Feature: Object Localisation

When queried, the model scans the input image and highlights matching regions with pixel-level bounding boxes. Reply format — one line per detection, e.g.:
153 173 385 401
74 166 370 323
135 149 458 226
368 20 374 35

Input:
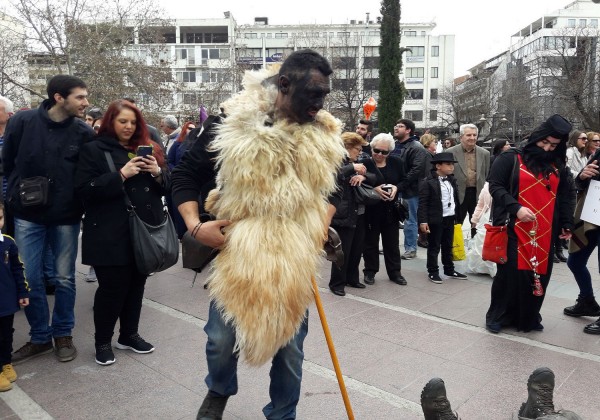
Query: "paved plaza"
1 229 599 419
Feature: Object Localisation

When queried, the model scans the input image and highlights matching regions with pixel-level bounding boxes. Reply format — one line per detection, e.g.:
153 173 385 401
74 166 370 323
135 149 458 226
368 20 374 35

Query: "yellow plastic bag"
452 224 466 261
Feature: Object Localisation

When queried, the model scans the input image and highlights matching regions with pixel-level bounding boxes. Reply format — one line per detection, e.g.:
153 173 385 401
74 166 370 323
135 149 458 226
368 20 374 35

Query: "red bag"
482 224 508 264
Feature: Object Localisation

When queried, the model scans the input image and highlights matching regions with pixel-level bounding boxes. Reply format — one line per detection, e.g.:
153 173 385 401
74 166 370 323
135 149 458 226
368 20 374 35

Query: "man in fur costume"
171 50 345 419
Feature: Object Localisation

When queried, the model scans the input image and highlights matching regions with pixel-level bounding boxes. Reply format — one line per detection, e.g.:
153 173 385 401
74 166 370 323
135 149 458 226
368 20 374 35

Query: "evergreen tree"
378 0 405 133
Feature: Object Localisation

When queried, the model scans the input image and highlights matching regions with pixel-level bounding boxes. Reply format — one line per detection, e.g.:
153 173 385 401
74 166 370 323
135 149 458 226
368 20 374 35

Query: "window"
431 67 439 78
407 46 425 56
430 110 438 121
591 19 598 28
363 56 380 68
430 88 438 100
274 33 288 39
405 67 424 78
404 31 416 37
337 31 350 38
333 57 356 69
244 33 258 39
567 19 576 28
404 110 423 121
176 71 196 83
406 89 423 99
580 19 587 28
431 46 439 57
209 49 219 59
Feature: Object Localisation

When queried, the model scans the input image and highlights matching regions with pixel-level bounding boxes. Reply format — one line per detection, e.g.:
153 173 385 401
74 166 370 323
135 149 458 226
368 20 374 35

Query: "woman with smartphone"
75 99 168 366
360 133 407 286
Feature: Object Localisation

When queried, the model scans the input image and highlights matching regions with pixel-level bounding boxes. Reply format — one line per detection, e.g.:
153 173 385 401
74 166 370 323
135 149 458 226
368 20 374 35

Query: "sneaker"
197 393 229 420
401 250 416 260
116 333 155 354
95 343 116 366
84 267 97 282
420 377 458 420
0 373 11 392
428 273 443 284
12 341 53 365
1 364 17 383
54 336 77 362
444 271 467 279
363 274 375 285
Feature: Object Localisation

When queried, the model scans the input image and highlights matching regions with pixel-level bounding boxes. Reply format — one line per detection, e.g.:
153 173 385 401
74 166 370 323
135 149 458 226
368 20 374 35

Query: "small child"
0 203 29 391
418 153 467 284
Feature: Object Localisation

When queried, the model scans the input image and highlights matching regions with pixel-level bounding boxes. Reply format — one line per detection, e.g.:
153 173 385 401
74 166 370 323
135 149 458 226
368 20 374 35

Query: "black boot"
197 393 229 420
421 378 458 420
555 248 567 263
363 273 375 285
563 296 600 317
583 317 600 335
518 367 556 419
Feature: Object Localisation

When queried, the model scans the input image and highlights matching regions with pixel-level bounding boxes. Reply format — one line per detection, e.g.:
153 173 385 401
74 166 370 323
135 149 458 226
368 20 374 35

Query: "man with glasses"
391 119 428 259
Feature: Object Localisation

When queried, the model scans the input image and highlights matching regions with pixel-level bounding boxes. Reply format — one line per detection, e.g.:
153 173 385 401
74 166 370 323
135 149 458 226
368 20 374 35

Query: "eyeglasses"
394 124 405 129
579 136 588 140
372 148 390 155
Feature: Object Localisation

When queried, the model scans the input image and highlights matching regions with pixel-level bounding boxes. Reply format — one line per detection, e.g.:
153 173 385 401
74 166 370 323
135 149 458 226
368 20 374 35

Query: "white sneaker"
84 267 97 282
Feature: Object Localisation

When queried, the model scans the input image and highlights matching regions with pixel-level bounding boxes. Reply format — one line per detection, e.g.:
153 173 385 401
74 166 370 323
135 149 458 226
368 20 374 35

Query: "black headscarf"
522 114 572 177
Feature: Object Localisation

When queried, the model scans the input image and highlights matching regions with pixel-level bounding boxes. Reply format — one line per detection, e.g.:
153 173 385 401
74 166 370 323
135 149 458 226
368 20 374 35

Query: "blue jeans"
14 218 79 343
403 196 419 252
204 301 308 419
567 228 600 298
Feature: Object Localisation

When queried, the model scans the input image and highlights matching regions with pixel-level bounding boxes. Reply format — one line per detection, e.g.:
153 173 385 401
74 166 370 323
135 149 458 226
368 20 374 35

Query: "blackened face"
282 69 330 124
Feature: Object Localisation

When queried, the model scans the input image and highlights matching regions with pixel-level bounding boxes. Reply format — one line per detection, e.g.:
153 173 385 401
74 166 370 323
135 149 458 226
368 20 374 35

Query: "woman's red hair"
97 99 165 167
176 121 196 143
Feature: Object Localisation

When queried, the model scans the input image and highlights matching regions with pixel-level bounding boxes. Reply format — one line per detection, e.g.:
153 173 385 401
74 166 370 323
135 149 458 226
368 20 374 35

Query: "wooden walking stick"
311 276 355 420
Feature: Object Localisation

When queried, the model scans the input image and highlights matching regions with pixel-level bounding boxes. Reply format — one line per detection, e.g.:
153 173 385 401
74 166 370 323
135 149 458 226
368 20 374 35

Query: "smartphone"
382 185 393 193
136 145 153 157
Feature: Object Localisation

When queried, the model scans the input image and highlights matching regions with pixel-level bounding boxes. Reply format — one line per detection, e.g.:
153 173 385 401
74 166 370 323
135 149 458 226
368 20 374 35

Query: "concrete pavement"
1 232 599 419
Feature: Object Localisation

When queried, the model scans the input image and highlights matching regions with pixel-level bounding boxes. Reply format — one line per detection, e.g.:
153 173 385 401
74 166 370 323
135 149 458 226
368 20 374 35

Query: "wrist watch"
151 167 162 178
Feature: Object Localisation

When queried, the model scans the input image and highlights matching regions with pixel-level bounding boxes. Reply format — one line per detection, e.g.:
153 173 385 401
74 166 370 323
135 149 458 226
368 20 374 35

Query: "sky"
166 0 570 77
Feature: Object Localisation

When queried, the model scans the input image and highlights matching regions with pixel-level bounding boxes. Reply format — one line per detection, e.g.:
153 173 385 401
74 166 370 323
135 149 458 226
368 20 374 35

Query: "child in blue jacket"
0 203 29 391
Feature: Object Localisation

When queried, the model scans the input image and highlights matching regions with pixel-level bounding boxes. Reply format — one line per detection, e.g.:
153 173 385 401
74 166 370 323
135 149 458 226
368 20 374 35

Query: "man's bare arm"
178 201 230 248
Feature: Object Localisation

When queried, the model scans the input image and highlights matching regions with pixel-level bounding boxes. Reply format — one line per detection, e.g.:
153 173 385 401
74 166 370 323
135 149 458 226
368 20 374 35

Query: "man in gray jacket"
446 124 490 237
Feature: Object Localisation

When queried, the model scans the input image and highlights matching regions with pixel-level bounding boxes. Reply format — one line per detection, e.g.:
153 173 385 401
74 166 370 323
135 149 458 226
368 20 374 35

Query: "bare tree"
0 13 35 107
526 26 600 130
7 0 176 111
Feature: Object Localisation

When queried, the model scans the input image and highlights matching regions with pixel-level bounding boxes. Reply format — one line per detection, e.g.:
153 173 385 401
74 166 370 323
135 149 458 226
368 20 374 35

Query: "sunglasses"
579 136 588 140
372 148 390 155
592 140 600 143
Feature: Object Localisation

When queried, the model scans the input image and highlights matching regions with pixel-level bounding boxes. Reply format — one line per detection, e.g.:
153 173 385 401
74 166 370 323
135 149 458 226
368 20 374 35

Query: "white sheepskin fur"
205 65 345 366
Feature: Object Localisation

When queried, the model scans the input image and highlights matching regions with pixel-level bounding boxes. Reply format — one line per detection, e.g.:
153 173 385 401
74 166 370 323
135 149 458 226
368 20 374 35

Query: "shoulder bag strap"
104 150 134 209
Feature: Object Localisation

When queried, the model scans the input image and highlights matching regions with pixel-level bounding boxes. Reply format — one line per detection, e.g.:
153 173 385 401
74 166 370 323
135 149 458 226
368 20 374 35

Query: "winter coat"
391 136 428 198
331 159 376 229
75 136 169 266
418 172 460 225
2 99 95 225
0 234 28 317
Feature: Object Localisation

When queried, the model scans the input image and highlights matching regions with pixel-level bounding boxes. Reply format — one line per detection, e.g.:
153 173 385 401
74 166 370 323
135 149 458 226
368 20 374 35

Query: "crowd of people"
0 49 597 420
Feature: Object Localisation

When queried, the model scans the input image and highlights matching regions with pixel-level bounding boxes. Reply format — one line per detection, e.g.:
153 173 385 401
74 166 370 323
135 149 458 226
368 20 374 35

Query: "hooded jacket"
2 100 95 225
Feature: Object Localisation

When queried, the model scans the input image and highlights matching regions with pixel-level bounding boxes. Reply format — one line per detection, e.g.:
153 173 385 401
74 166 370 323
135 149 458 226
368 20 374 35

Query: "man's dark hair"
396 118 415 136
47 75 87 106
358 119 373 131
279 49 333 84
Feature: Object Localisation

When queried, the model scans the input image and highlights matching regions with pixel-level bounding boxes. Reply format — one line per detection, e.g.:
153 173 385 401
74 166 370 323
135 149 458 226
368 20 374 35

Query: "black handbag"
353 183 381 205
181 213 219 272
393 199 409 222
104 151 178 275
19 176 50 207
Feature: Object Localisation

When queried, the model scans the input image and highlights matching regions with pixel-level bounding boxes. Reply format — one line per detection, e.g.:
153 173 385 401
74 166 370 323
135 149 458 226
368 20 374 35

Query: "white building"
127 14 455 131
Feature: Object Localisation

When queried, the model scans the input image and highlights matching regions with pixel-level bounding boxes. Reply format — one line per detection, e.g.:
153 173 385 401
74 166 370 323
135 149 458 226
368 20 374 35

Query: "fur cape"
205 66 346 366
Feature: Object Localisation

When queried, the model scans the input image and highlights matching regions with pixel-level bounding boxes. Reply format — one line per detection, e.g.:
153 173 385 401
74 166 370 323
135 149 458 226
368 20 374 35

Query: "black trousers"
93 265 148 345
329 216 366 291
363 213 401 278
0 314 15 366
427 216 455 274
458 187 477 238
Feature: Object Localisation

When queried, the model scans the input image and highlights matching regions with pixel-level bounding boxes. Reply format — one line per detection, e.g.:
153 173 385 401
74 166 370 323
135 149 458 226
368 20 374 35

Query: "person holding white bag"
465 182 497 278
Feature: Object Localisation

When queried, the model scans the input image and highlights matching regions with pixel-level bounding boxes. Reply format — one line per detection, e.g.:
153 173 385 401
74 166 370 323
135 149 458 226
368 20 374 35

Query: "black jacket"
361 155 406 224
418 172 460 225
488 149 575 231
2 100 95 224
331 159 376 229
75 136 168 266
390 137 428 198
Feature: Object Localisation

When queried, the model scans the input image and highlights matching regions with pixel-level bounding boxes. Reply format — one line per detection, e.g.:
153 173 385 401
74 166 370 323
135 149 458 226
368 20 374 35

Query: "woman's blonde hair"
341 132 367 149
420 133 438 148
